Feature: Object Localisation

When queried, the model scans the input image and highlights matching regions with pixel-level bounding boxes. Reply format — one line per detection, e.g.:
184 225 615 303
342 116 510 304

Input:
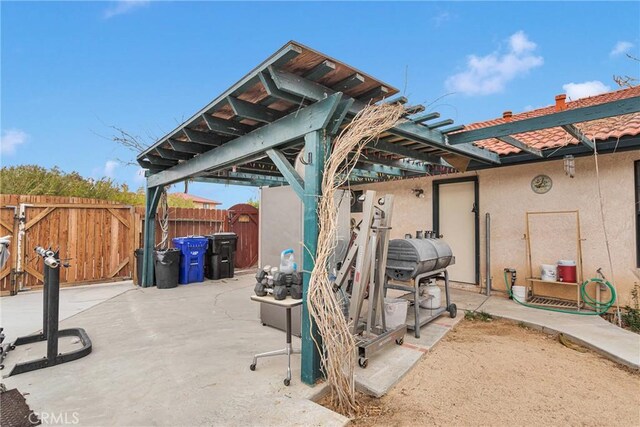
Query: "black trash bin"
154 249 180 289
134 248 156 286
205 233 238 280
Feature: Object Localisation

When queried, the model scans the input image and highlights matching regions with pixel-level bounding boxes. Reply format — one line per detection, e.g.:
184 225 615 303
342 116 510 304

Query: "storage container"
205 233 237 280
419 284 441 309
279 249 295 274
384 298 408 329
541 264 557 282
172 236 208 284
557 260 577 283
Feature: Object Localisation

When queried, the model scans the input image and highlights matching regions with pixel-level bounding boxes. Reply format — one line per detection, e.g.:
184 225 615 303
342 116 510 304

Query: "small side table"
249 295 302 386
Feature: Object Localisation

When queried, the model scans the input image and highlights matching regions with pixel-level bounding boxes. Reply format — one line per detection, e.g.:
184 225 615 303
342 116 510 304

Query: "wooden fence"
0 195 253 296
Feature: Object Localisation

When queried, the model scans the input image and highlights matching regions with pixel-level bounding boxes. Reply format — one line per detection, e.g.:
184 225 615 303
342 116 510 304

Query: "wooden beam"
384 96 408 105
466 135 640 170
137 42 301 161
155 147 194 161
497 136 543 157
259 71 305 105
107 208 131 229
358 154 428 173
301 130 324 385
448 96 640 145
108 257 129 278
195 177 268 187
182 128 225 146
0 216 13 232
201 114 251 137
227 96 284 123
441 125 466 134
267 149 305 198
404 105 425 116
24 264 44 283
226 172 287 183
412 112 440 123
333 73 365 92
147 93 343 188
328 98 355 136
427 119 454 129
167 138 208 154
390 122 500 163
136 159 164 172
354 162 405 177
303 60 335 81
24 207 56 231
268 67 499 164
366 138 444 164
145 155 178 167
561 124 595 150
357 85 389 104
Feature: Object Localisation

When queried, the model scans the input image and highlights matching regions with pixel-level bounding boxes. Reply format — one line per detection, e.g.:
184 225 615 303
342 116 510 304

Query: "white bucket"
419 284 441 309
541 264 557 282
512 285 527 302
384 298 408 329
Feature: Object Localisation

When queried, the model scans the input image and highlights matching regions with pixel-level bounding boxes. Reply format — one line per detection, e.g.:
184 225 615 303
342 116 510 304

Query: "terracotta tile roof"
463 86 640 155
170 193 221 204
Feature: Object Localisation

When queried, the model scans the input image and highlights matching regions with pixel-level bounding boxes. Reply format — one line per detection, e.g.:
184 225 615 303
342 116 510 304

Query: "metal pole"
46 252 60 361
485 213 491 296
42 262 50 338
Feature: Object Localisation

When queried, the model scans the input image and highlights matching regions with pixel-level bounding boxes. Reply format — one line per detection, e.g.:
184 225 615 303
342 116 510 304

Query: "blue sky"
2 1 638 208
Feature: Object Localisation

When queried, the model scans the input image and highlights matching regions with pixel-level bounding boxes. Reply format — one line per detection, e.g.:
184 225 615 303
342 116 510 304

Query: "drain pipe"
485 213 491 296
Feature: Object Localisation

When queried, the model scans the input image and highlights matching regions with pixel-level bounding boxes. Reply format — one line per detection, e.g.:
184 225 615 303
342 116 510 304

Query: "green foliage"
621 285 640 333
0 165 194 207
464 310 494 322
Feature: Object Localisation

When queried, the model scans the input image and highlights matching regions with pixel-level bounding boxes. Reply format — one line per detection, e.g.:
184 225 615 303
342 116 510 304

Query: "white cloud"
562 81 611 100
445 31 544 96
103 0 150 19
94 160 119 179
610 41 634 57
0 129 28 155
134 167 146 184
432 11 451 27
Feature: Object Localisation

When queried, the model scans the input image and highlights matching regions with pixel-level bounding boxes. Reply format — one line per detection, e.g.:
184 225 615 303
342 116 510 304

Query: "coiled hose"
504 271 616 315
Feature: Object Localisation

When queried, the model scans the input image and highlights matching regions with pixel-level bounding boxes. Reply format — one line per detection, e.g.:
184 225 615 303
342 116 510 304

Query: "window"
203 203 209 209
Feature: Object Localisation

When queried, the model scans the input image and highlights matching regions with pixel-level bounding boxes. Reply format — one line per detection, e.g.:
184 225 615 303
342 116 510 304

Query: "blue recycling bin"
172 236 209 284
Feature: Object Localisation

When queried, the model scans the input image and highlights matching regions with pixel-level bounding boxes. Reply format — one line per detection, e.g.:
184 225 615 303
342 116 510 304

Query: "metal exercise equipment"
3 247 92 376
385 235 457 338
334 190 406 369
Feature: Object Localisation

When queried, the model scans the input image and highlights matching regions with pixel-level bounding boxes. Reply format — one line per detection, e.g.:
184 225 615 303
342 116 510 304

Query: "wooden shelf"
526 277 579 286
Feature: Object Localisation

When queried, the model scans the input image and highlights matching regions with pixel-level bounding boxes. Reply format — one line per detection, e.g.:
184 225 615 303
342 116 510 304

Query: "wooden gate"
228 204 259 269
21 203 135 288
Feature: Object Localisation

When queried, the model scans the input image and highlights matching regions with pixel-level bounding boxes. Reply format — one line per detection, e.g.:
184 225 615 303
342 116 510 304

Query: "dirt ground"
330 319 640 426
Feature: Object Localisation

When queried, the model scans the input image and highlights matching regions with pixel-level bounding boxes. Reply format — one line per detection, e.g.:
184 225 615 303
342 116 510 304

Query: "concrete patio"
1 276 347 426
1 274 637 426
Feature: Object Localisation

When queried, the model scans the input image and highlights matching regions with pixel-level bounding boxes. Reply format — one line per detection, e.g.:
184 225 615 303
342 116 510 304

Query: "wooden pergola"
137 41 640 385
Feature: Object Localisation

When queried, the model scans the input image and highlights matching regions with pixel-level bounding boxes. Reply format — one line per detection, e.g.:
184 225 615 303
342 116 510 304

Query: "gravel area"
335 318 640 426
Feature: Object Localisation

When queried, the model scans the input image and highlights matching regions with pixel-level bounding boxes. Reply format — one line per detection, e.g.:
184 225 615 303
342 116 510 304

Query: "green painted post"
141 184 162 287
301 130 327 385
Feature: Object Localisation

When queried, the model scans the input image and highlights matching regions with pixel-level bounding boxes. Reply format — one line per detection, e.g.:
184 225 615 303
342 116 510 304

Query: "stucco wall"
354 150 640 306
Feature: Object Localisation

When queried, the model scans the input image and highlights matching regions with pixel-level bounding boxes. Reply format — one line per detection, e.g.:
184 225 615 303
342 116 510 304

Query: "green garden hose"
503 271 616 316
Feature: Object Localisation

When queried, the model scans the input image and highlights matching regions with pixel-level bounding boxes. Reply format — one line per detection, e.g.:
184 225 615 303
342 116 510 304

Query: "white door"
438 181 476 284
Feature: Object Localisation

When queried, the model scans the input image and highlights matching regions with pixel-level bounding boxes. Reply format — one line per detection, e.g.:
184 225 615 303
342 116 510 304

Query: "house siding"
354 150 640 307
